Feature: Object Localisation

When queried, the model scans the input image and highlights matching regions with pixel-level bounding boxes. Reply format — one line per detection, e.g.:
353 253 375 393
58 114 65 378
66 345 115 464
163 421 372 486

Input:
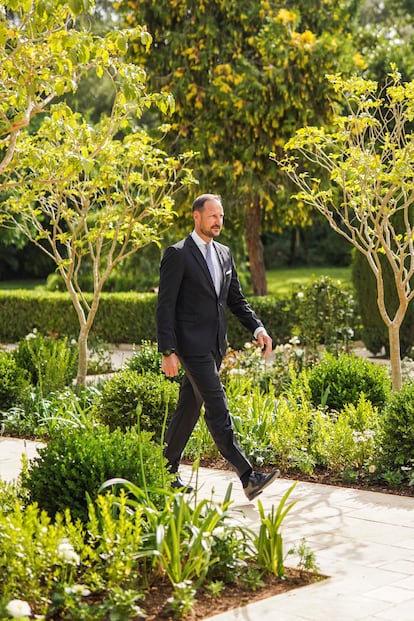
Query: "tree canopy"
114 0 362 293
0 0 195 384
278 69 414 391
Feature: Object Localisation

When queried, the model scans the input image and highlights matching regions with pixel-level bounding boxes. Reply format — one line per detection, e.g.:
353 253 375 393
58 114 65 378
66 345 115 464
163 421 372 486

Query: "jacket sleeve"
156 246 184 352
226 254 264 334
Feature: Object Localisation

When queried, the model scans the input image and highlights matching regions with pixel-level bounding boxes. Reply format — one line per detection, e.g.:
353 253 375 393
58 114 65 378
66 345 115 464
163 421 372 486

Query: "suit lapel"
186 235 217 293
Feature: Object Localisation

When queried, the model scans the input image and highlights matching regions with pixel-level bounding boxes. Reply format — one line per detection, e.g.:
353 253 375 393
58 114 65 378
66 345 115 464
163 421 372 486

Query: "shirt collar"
191 230 213 249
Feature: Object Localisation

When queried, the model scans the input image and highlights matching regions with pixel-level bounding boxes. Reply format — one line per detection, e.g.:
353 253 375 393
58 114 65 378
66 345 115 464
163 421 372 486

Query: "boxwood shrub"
21 426 170 523
0 351 31 412
94 369 179 439
306 352 391 411
381 381 414 471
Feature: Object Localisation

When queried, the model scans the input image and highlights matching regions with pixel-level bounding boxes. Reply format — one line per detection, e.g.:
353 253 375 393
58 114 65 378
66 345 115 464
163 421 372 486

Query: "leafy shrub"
269 390 316 474
2 386 100 439
126 340 183 382
21 426 170 523
306 352 390 411
220 342 272 391
0 501 84 608
0 351 31 413
94 369 178 438
0 489 146 618
312 396 381 472
126 341 161 374
13 330 78 394
381 381 414 471
290 276 357 356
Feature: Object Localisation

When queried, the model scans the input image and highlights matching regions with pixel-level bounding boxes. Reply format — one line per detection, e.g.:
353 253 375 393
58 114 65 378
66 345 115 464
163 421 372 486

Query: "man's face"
194 199 224 241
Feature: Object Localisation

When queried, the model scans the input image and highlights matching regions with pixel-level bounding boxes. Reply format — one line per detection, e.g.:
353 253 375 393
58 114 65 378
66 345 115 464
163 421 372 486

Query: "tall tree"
114 0 361 294
278 69 414 391
0 0 195 385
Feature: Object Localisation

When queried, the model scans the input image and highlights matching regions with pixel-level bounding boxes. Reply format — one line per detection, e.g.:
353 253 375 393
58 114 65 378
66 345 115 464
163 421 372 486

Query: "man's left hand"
256 331 272 357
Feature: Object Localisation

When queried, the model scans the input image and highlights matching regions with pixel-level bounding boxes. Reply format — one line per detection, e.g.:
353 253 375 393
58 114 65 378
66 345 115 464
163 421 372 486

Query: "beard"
201 226 220 238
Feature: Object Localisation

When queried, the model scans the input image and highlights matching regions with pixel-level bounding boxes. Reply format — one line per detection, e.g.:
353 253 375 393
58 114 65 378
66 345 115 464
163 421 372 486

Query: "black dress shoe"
243 469 280 501
171 475 194 493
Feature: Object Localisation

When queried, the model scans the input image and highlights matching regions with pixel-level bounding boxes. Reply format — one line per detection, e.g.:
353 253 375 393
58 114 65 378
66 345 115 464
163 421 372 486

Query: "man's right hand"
162 353 180 377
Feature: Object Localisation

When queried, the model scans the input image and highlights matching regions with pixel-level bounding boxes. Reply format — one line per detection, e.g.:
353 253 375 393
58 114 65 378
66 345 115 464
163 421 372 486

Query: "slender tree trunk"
388 324 402 392
245 193 267 296
77 327 89 387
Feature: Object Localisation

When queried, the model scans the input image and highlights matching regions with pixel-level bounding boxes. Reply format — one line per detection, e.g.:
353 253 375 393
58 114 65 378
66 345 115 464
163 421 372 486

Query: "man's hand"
162 353 180 377
256 330 272 357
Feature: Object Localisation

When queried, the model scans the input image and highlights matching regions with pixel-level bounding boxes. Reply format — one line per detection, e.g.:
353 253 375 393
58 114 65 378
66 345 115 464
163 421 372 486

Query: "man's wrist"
254 327 267 339
162 349 175 357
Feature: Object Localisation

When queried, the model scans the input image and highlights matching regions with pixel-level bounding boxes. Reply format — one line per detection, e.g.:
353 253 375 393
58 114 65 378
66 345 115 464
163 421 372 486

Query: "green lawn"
0 279 46 290
0 266 352 296
266 266 352 296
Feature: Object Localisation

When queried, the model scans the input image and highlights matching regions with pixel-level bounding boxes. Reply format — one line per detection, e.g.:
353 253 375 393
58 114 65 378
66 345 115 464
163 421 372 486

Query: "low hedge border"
0 290 293 348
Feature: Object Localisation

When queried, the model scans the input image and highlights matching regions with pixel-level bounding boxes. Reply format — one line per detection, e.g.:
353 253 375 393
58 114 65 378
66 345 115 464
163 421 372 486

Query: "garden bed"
85 567 324 620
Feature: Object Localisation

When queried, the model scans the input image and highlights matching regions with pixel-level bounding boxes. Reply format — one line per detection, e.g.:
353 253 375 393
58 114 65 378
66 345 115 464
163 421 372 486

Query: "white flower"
57 539 80 565
6 599 31 619
65 584 91 597
297 292 304 299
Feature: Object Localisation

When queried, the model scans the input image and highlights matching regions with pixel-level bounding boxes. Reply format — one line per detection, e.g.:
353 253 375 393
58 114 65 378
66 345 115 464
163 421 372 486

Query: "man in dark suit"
156 193 279 501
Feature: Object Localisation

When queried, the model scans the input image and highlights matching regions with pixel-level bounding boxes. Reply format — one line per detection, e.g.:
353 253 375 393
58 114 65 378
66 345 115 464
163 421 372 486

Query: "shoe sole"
246 489 263 501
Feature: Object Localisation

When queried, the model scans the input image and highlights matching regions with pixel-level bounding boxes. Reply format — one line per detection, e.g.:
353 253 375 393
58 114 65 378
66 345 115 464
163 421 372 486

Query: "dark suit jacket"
156 235 263 357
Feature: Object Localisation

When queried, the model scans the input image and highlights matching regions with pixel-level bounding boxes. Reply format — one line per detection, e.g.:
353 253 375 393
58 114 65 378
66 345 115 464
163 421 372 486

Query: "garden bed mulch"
141 567 324 620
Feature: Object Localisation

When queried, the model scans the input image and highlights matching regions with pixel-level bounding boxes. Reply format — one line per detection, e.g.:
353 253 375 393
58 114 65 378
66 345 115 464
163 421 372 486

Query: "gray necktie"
205 242 216 288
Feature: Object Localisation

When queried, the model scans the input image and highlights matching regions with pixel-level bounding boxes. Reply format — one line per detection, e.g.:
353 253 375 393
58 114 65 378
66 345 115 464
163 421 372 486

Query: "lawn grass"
266 266 352 296
0 279 46 290
0 266 353 297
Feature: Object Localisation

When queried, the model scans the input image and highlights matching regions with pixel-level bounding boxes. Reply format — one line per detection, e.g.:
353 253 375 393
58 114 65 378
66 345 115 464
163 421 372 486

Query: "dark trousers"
164 351 252 479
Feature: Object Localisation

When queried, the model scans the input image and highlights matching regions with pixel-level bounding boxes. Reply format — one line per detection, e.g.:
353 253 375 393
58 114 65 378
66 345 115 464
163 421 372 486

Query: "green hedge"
0 282 354 349
226 295 294 349
0 290 157 344
0 290 293 346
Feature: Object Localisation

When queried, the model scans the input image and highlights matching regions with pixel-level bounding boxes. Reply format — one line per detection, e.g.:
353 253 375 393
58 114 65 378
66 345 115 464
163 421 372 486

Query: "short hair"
192 193 222 212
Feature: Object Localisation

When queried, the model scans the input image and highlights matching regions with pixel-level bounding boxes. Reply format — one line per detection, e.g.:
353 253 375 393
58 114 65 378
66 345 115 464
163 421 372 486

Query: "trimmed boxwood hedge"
0 290 157 344
0 290 293 347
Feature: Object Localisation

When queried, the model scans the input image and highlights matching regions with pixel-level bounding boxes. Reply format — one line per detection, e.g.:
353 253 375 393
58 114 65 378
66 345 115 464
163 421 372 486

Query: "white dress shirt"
191 230 222 294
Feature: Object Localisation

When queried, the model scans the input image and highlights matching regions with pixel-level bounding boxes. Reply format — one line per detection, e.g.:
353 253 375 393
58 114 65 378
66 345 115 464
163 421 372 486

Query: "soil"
141 567 323 620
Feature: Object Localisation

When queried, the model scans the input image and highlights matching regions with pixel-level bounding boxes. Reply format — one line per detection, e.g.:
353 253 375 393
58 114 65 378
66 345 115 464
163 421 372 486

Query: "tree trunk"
245 193 267 296
77 328 89 388
388 323 402 392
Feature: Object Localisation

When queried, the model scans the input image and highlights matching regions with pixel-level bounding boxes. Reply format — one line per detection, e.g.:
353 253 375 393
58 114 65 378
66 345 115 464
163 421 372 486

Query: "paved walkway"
1 438 413 621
